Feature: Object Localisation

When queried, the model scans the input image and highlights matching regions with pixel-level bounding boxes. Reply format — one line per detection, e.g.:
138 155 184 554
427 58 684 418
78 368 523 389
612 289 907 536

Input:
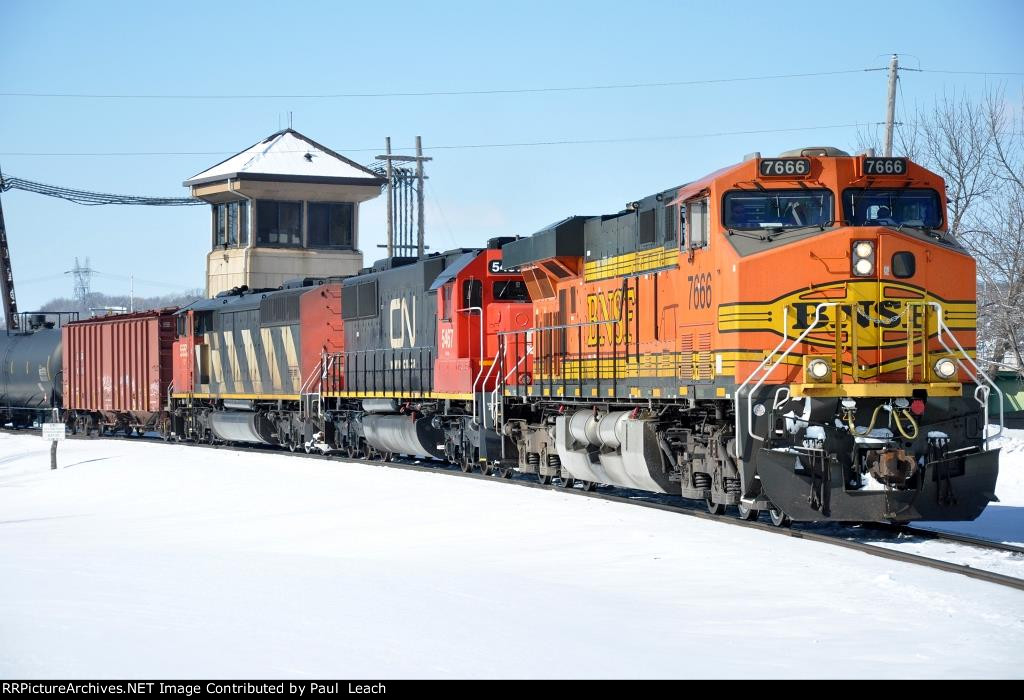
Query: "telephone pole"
415 136 426 259
376 137 432 259
884 53 899 157
0 191 19 330
384 137 394 257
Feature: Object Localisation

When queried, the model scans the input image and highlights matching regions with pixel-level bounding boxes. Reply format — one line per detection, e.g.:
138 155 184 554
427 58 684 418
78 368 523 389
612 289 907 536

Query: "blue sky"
1 0 1022 308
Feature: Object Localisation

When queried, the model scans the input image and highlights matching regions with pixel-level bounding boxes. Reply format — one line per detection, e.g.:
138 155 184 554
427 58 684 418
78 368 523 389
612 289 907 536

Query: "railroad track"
6 426 1023 591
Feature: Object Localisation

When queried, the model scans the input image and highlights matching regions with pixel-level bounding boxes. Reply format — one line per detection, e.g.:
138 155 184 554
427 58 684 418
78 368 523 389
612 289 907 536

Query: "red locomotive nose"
910 399 926 416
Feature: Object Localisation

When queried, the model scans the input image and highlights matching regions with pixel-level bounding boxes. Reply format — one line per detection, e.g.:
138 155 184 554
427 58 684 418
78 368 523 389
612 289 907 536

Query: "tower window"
308 202 354 249
256 200 302 247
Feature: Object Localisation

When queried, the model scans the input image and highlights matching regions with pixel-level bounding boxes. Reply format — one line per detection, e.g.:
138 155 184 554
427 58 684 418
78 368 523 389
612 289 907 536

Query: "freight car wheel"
706 498 726 515
737 503 760 521
768 504 792 528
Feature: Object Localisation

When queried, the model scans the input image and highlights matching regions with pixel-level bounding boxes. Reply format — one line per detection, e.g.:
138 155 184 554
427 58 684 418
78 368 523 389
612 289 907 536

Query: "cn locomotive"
0 146 1003 525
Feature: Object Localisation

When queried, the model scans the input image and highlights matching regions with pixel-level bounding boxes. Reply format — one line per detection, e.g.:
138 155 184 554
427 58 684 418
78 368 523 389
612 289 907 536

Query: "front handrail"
736 303 837 444
486 334 535 429
299 358 323 396
928 301 1004 446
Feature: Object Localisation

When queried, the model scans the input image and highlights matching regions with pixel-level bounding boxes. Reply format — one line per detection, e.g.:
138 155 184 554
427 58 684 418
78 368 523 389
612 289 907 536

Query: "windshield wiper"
769 220 834 237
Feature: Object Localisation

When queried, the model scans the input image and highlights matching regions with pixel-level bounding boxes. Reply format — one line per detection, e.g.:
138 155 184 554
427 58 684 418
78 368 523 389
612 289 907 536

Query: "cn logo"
389 296 417 349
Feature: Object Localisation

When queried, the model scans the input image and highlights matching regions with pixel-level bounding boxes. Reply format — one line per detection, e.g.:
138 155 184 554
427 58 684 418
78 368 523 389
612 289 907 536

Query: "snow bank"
0 434 1021 679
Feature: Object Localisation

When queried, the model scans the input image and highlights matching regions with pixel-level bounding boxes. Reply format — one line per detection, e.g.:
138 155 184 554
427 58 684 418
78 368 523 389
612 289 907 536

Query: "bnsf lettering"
389 297 416 349
791 301 907 331
585 288 636 347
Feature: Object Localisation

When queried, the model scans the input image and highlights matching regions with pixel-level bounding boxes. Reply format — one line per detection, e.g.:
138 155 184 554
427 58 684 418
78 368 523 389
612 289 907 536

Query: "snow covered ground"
914 427 1024 544
1 432 1022 679
854 427 1024 576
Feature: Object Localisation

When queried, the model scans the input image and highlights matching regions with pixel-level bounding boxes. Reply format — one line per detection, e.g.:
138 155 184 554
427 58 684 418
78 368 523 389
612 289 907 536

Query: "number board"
758 158 811 177
863 157 908 176
488 259 519 274
42 423 66 441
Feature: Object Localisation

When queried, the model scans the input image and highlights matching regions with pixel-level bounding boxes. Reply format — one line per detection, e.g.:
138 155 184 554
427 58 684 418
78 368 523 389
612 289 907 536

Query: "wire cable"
0 122 884 158
0 173 201 205
0 69 885 100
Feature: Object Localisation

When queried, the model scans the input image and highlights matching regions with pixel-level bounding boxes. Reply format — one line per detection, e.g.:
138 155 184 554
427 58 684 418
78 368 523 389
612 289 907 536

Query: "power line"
0 122 884 159
0 173 201 205
912 68 1024 76
0 69 884 100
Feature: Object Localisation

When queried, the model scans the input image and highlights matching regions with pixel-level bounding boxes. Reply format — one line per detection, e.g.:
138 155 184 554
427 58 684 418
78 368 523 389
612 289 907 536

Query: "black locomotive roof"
342 249 480 291
178 286 303 315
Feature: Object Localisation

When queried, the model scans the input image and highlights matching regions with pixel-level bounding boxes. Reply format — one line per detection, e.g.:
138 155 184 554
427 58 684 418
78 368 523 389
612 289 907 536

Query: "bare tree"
972 89 1024 371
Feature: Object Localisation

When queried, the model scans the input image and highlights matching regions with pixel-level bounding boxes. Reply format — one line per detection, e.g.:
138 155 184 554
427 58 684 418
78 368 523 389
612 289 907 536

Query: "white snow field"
1 431 1022 679
915 427 1024 544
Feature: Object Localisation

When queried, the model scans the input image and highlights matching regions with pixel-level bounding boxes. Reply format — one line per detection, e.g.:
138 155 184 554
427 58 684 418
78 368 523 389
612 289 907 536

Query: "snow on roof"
184 129 383 186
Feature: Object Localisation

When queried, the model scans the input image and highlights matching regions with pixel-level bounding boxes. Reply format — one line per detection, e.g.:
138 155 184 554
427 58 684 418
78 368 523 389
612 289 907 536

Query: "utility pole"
884 53 899 157
376 137 432 259
415 136 426 259
0 190 19 331
384 137 394 257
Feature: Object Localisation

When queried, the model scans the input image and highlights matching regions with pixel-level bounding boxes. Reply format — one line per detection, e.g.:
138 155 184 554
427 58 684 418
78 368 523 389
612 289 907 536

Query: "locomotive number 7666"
688 273 712 310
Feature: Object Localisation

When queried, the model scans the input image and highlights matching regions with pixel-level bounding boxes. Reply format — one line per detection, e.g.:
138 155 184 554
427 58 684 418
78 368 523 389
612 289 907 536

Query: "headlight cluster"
852 240 875 276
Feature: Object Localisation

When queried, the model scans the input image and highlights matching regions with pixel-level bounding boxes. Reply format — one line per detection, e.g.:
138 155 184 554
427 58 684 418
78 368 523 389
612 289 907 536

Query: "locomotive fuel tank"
362 414 445 459
0 329 63 412
208 410 278 444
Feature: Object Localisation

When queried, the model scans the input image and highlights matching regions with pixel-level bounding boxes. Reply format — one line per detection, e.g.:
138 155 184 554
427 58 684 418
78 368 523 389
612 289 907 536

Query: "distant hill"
37 290 204 318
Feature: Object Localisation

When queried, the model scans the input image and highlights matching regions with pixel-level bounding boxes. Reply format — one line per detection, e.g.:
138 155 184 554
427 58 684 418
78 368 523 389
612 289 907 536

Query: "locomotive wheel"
737 503 760 521
579 480 597 492
496 466 515 479
537 473 553 486
768 504 792 528
559 476 576 489
478 462 494 477
459 453 474 473
706 498 726 516
381 451 393 462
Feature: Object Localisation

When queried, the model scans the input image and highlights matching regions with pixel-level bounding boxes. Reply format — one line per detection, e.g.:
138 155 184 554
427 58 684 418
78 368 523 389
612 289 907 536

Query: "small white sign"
42 423 66 441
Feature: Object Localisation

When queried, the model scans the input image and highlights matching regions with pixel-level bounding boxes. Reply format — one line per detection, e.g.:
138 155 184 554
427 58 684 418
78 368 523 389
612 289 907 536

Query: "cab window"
723 189 833 231
493 279 529 302
687 198 709 248
441 283 453 320
842 188 942 229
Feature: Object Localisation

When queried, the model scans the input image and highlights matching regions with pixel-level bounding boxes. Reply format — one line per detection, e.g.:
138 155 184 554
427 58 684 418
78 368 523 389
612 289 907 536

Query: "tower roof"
184 129 385 188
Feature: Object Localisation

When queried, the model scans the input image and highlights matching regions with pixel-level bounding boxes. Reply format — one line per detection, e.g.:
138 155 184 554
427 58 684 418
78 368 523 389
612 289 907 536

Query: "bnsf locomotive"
0 146 1003 524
